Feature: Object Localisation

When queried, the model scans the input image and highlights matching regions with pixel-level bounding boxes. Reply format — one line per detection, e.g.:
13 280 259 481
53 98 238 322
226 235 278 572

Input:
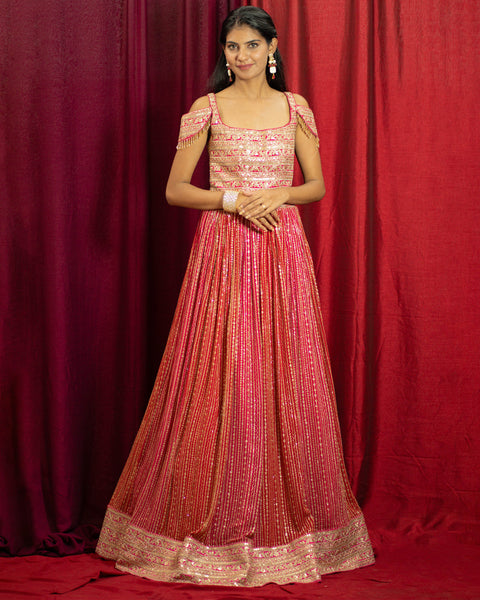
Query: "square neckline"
208 92 295 132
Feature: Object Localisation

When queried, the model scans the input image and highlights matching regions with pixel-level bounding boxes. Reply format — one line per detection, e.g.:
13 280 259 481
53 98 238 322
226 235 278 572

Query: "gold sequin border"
96 507 374 587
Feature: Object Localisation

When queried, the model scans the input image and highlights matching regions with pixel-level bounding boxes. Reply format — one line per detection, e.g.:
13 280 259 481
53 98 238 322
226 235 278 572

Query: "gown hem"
96 506 375 587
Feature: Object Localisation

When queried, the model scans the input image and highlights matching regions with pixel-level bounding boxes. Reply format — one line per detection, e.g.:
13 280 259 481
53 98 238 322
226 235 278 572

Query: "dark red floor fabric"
1 535 479 600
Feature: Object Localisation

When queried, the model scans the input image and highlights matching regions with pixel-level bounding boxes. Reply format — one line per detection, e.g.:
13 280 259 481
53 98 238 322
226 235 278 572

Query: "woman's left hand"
237 187 290 220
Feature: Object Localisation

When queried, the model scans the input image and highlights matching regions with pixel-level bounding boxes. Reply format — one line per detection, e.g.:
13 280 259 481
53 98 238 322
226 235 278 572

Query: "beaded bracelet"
222 190 238 213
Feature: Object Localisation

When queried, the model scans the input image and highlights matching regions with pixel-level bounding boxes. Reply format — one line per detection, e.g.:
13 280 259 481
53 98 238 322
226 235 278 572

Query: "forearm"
237 179 325 221
166 181 224 210
285 179 326 205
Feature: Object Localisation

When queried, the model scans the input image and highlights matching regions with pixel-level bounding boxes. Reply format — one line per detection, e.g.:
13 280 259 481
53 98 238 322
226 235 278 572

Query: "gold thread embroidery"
296 108 320 146
97 508 374 587
176 108 212 149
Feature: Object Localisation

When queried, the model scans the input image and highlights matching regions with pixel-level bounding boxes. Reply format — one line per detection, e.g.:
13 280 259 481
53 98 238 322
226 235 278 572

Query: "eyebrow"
226 39 262 44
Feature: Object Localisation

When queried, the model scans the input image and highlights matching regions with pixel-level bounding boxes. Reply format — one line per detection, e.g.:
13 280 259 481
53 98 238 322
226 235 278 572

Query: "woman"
96 6 375 586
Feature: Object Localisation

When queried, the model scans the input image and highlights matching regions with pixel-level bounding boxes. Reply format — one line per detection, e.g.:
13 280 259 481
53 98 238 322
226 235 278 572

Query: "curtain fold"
251 0 480 535
0 0 148 554
145 0 242 382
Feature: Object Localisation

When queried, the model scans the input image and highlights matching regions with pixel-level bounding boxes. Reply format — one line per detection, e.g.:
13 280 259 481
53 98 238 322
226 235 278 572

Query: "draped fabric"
250 0 480 536
1 0 479 558
0 0 149 554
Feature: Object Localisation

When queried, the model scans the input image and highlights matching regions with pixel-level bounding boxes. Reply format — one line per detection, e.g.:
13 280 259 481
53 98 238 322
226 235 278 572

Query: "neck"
230 77 273 99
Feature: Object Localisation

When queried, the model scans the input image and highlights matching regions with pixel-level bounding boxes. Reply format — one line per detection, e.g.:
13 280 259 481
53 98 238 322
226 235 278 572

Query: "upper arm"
168 96 211 187
168 133 208 188
295 127 324 186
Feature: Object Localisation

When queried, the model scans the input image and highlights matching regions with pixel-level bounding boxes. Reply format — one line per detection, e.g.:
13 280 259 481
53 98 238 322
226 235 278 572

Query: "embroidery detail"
176 107 212 149
207 93 297 193
97 508 375 587
296 106 319 146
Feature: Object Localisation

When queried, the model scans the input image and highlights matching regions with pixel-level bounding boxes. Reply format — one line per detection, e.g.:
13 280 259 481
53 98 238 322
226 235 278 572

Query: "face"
223 25 277 82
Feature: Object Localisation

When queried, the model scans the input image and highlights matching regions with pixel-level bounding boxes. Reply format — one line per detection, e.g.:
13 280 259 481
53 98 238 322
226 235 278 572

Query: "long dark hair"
208 6 286 93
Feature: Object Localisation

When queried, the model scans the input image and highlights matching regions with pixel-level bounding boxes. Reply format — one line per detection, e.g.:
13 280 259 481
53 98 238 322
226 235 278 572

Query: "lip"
237 64 253 70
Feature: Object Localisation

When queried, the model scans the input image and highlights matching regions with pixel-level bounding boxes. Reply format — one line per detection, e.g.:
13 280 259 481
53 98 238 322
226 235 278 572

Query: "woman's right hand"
237 192 279 232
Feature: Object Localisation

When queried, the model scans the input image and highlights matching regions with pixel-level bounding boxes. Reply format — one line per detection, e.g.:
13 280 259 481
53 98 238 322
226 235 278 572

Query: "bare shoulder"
215 88 230 99
188 95 210 112
292 93 310 108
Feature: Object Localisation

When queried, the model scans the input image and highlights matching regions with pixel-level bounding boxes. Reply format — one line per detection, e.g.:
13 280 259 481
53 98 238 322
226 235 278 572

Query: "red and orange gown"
96 92 375 586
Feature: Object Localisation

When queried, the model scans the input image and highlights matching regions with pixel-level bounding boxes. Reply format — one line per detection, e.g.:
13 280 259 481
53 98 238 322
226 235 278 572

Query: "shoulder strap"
207 92 220 122
284 91 296 120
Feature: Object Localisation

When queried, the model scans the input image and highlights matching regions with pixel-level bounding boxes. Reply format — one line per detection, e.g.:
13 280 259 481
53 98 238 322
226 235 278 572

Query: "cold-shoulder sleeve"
296 105 319 147
176 107 212 150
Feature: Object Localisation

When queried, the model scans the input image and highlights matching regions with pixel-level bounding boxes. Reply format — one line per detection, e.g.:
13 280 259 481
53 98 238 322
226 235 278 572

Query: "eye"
227 44 237 51
248 42 259 48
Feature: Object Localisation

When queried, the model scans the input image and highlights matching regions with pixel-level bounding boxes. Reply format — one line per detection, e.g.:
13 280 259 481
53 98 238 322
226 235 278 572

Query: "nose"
237 46 248 62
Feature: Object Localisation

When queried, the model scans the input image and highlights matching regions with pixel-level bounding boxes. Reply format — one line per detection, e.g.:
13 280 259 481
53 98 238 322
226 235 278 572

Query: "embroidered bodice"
177 92 318 193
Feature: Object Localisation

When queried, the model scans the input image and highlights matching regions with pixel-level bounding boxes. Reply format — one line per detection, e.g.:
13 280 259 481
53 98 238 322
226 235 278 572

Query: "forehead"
225 25 265 44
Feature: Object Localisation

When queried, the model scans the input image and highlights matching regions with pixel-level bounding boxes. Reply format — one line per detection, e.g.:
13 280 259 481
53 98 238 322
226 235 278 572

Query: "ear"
269 37 278 54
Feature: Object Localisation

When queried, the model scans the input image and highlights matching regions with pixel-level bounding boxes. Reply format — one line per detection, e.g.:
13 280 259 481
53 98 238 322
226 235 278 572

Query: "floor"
1 532 479 599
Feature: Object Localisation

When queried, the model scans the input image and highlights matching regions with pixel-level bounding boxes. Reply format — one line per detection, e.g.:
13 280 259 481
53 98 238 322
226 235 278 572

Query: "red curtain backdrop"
1 0 479 558
0 0 149 554
251 0 480 537
145 0 241 382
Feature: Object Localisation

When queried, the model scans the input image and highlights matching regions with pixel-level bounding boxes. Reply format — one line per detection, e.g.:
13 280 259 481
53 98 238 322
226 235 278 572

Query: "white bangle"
222 190 238 213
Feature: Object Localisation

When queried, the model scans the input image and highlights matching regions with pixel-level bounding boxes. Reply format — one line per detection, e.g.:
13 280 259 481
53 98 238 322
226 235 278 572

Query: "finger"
243 202 269 219
237 190 253 207
264 213 278 228
261 215 277 230
258 205 279 220
238 195 262 214
258 216 276 231
249 215 275 232
262 207 280 222
250 217 268 232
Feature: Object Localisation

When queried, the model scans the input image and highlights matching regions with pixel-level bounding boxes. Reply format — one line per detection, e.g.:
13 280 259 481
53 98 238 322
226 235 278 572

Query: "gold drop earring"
268 53 277 79
226 61 232 82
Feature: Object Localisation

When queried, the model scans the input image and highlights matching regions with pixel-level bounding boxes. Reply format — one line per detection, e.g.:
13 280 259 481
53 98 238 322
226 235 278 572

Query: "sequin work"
96 92 375 586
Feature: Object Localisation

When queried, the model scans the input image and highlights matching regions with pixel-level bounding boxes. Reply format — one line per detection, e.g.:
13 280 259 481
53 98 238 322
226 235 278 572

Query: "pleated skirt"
96 206 374 586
